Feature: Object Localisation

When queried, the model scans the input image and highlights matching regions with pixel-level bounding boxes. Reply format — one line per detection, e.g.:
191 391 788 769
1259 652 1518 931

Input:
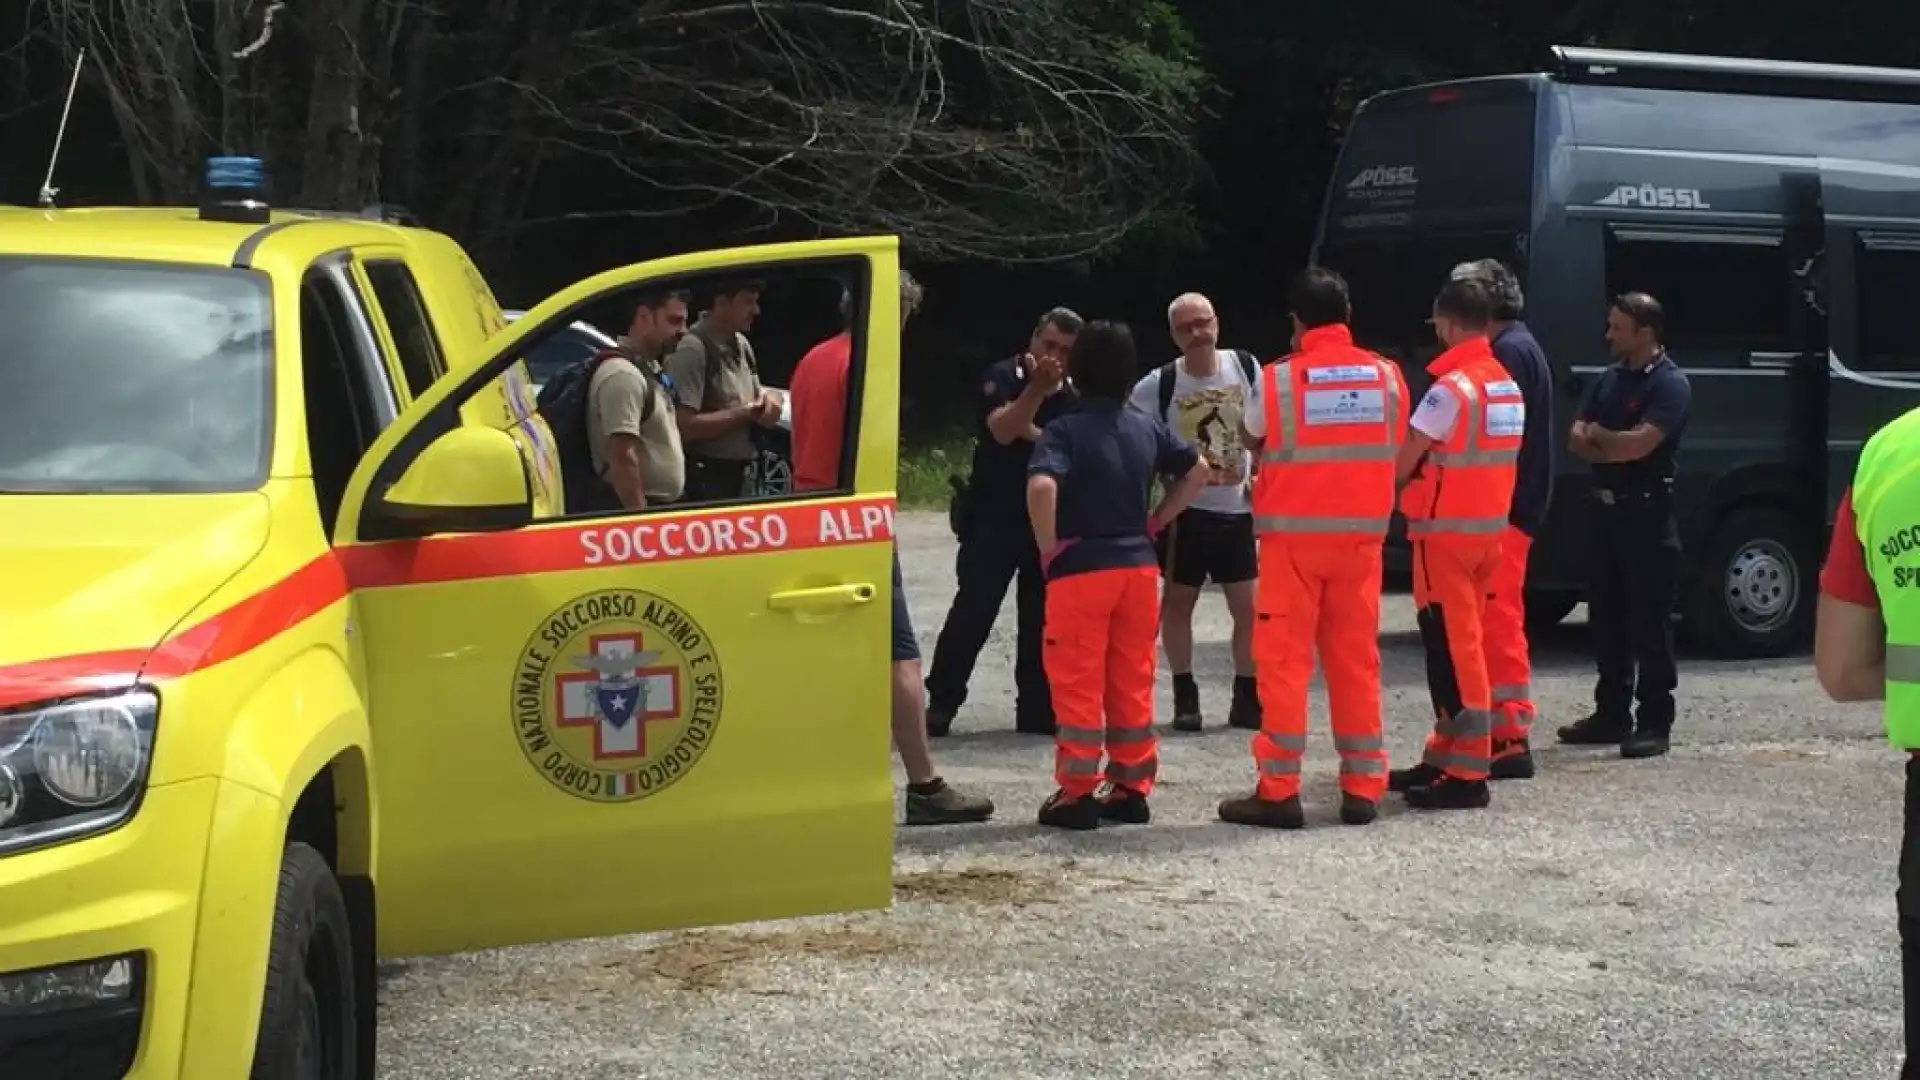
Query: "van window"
365 260 447 397
1603 231 1790 362
1320 230 1525 361
1855 235 1920 374
0 257 271 493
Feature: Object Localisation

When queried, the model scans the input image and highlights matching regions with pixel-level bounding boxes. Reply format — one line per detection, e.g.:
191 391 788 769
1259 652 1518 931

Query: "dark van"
1313 45 1920 658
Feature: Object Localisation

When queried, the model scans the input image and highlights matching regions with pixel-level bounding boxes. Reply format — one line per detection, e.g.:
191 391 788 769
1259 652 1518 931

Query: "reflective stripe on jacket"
1850 404 1920 749
1250 324 1406 541
1400 337 1522 541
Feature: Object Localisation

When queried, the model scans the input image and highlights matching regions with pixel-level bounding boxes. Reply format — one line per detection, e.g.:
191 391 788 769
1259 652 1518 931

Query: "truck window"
1321 230 1525 362
1855 234 1920 374
364 260 447 397
1604 230 1791 363
302 267 398 534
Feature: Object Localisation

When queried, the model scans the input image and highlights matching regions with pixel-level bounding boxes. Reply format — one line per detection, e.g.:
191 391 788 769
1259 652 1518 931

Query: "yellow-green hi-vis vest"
1852 405 1920 749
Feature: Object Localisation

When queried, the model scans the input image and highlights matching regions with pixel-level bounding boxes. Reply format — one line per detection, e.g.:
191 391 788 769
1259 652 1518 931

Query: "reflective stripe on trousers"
1412 538 1501 782
1890 644 1920 683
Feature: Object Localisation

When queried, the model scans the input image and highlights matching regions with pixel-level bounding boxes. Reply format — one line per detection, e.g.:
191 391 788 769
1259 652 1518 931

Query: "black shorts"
1154 507 1256 588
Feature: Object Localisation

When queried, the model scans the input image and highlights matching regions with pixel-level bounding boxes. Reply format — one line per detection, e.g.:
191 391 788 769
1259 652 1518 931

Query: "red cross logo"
555 633 681 760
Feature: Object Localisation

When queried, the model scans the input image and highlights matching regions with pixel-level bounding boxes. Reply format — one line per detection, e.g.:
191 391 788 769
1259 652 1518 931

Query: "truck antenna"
38 47 88 209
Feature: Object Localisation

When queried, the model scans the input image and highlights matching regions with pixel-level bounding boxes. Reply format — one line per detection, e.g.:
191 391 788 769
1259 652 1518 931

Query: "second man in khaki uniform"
665 279 784 502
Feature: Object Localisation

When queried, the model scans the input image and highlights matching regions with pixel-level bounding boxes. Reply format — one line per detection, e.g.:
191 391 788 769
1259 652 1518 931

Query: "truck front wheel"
252 843 359 1080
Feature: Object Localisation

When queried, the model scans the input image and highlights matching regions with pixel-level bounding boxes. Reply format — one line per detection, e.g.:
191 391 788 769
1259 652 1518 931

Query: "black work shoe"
1171 676 1203 733
1404 776 1491 811
1557 713 1630 745
1015 715 1056 737
1227 677 1261 731
1038 789 1102 830
1218 793 1306 830
903 780 994 826
1621 729 1671 759
1339 794 1379 826
1099 785 1151 825
1389 762 1442 794
1490 739 1536 780
926 706 955 739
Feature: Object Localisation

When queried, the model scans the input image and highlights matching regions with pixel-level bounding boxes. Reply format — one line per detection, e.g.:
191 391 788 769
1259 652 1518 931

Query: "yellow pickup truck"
0 161 902 1079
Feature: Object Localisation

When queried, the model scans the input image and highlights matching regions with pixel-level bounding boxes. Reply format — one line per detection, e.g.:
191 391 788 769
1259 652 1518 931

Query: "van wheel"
252 843 358 1080
1524 588 1580 630
1684 505 1812 659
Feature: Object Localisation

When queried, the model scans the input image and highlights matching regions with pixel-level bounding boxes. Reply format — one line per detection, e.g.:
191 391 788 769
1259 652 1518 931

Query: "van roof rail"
1548 45 1920 105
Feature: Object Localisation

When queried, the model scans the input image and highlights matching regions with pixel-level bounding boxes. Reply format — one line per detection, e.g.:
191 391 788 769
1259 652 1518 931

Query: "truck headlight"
0 688 158 856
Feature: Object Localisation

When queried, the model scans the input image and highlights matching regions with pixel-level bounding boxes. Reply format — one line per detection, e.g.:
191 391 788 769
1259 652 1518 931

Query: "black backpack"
1155 348 1260 420
534 347 663 514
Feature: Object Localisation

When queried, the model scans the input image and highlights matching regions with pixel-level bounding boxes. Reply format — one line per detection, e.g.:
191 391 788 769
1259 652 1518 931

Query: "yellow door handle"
766 583 877 613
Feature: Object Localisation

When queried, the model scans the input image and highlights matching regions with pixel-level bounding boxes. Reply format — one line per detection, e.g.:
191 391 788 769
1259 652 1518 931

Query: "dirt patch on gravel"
1741 745 1829 766
623 924 907 993
894 864 1073 908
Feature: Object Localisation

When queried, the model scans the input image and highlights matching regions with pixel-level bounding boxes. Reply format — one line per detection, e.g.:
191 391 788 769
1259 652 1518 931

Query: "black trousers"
924 519 1052 725
1587 492 1680 733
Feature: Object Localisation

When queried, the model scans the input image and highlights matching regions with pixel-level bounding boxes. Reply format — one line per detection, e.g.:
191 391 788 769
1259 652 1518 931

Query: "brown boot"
1217 792 1305 830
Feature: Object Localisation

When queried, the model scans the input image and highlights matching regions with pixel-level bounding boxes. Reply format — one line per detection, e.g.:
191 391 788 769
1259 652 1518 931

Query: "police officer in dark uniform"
1559 292 1693 759
925 307 1084 737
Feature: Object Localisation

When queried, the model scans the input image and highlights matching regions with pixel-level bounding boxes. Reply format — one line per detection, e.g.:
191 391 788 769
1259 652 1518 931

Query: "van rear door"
1313 77 1541 368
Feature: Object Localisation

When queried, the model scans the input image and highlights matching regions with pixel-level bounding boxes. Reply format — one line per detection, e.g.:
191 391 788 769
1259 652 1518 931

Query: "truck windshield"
0 257 272 493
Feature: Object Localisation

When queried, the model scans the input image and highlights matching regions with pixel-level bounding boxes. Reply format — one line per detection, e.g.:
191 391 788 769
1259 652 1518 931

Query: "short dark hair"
635 288 690 312
1611 291 1666 341
1433 277 1494 330
1450 259 1525 320
1035 306 1084 338
1066 320 1138 402
1287 267 1351 329
711 279 765 302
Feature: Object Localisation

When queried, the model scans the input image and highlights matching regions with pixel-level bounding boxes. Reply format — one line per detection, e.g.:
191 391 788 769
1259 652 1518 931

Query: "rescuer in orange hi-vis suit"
1389 275 1525 812
1027 320 1210 830
1217 267 1408 830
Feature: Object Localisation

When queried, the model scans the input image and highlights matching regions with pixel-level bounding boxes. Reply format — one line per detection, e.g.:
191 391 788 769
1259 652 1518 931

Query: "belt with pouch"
1591 479 1674 506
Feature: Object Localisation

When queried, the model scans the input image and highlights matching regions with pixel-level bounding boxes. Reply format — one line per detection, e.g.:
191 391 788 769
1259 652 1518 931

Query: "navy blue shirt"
1027 400 1200 580
968 355 1079 526
1576 350 1692 488
1491 322 1555 535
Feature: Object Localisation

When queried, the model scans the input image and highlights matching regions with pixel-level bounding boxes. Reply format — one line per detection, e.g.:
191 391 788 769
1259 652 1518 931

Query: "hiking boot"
1403 776 1491 811
1490 738 1536 780
1218 792 1305 830
903 780 994 826
1227 676 1261 731
1038 789 1102 831
925 705 955 739
1621 728 1671 759
1339 794 1379 825
1171 674 1203 732
1557 713 1630 746
1099 785 1151 825
1388 762 1443 794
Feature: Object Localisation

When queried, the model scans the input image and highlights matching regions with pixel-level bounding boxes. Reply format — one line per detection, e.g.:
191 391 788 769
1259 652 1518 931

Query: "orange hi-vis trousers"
1412 538 1501 782
1485 525 1536 747
1044 565 1162 799
1251 538 1389 802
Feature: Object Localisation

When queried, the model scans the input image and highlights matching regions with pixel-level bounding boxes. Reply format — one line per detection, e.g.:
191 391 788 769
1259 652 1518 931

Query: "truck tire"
1683 505 1813 659
1523 588 1580 630
251 843 359 1080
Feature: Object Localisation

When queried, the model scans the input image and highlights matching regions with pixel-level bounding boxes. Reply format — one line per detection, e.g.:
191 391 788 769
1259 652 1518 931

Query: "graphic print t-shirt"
1126 350 1260 515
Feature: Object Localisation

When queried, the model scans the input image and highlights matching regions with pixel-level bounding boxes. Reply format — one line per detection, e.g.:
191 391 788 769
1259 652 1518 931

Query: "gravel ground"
377 511 1904 1079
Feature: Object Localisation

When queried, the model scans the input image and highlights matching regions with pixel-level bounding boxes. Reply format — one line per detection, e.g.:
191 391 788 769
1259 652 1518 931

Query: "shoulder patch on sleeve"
1420 387 1446 410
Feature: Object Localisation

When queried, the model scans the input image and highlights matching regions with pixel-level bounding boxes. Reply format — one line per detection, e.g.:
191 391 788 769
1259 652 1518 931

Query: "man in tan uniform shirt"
587 289 690 510
666 279 784 502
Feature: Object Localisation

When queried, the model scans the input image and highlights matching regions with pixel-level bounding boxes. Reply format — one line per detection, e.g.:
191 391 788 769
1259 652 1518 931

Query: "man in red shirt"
789 269 993 826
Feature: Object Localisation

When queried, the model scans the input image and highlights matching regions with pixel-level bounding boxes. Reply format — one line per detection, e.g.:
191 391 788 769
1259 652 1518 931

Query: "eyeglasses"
1174 316 1215 334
